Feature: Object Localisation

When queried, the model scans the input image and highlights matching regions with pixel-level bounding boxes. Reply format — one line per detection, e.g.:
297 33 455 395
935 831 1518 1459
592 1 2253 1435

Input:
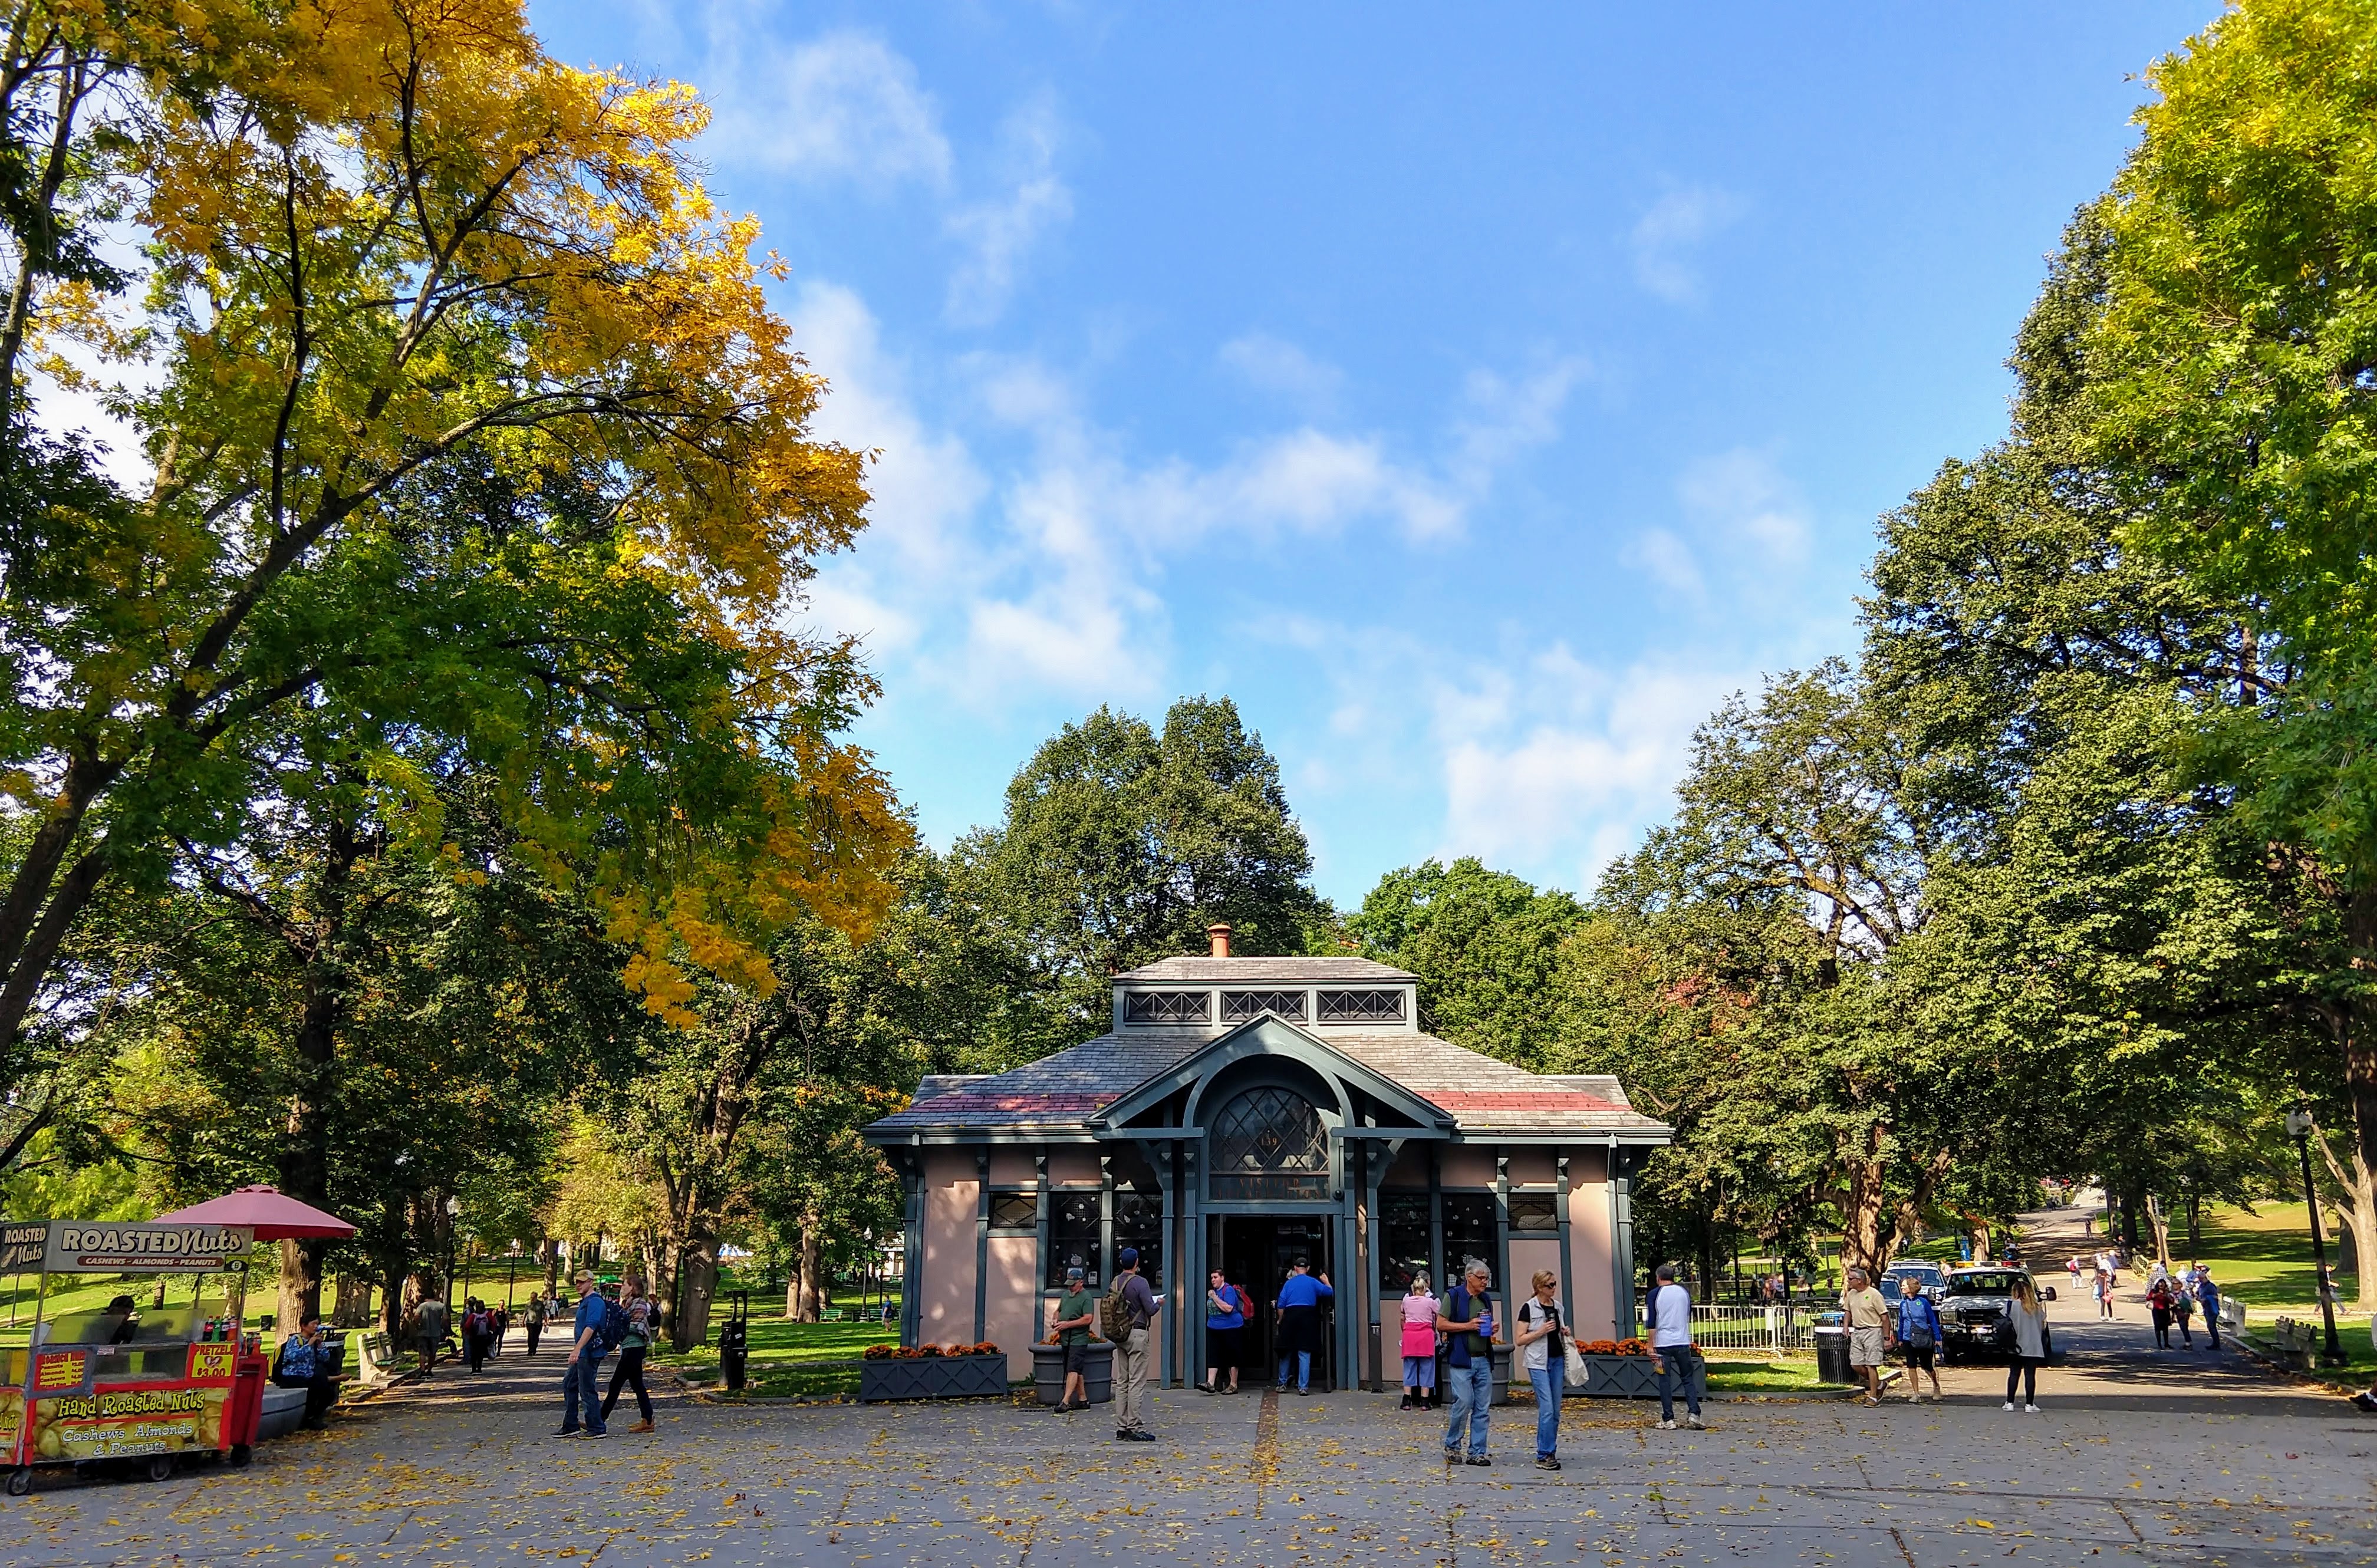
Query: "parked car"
1879 1261 1947 1303
1938 1266 2057 1363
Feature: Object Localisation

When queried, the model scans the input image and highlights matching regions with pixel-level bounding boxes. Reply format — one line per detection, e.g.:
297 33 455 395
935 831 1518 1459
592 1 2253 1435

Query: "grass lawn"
651 1313 899 1399
1701 1355 1826 1394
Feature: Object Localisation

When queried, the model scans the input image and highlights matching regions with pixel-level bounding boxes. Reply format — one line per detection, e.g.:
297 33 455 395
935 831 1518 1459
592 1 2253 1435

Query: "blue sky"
535 2 2218 907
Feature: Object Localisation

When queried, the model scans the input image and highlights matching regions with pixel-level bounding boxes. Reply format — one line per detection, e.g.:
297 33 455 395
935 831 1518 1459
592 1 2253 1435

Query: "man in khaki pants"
1114 1247 1162 1442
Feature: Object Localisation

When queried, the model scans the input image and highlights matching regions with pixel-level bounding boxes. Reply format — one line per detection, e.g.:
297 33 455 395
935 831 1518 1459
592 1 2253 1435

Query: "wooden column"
973 1149 991 1345
1555 1151 1575 1337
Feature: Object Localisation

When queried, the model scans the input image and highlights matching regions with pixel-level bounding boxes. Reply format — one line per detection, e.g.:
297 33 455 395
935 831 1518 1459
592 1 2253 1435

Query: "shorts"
1899 1343 1934 1372
1205 1325 1242 1367
1849 1326 1885 1367
1062 1340 1091 1375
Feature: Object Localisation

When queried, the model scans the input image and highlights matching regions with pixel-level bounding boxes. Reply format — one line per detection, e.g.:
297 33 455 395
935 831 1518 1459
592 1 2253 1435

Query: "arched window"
1209 1086 1329 1200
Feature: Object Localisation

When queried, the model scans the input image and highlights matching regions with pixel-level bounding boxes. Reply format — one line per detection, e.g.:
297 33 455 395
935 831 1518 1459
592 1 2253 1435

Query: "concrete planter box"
857 1353 1011 1404
1576 1353 1703 1400
1029 1340 1114 1405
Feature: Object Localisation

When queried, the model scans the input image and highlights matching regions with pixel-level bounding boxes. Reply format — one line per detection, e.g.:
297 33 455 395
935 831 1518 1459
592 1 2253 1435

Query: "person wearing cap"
1114 1247 1161 1442
1050 1264 1100 1413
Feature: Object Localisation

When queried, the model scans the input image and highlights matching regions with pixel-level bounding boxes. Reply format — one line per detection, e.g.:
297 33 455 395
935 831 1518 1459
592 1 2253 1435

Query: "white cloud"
944 100 1074 327
725 28 952 186
1629 185 1744 304
1677 446 1811 566
1625 526 1704 597
1219 333 1344 408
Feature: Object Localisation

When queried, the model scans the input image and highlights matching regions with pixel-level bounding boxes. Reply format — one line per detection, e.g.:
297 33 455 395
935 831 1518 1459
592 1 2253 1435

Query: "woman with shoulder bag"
1513 1270 1574 1471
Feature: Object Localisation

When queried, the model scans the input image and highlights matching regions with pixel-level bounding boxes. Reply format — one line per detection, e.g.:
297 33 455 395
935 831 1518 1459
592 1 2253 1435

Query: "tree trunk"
331 1273 374 1329
2343 886 2377 1312
272 814 361 1330
2185 1192 2201 1261
1838 1124 1892 1276
678 1229 719 1348
797 1213 824 1323
2312 1115 2377 1313
539 1239 560 1300
2144 1194 2172 1270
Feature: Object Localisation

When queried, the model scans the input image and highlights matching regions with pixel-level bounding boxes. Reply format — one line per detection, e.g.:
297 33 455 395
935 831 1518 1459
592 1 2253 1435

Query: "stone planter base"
1576 1354 1704 1400
1030 1340 1114 1405
857 1353 1011 1403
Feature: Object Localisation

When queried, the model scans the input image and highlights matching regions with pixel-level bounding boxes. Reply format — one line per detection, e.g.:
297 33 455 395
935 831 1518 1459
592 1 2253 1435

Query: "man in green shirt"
1051 1264 1100 1414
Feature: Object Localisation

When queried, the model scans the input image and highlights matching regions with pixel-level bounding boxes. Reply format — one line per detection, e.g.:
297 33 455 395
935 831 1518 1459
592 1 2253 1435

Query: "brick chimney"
1207 923 1233 959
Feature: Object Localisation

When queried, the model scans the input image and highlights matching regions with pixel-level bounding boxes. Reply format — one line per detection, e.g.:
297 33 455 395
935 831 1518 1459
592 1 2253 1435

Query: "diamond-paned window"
1315 988 1405 1023
1125 990 1211 1025
1222 989 1308 1022
1208 1087 1330 1200
989 1194 1039 1232
1510 1195 1559 1233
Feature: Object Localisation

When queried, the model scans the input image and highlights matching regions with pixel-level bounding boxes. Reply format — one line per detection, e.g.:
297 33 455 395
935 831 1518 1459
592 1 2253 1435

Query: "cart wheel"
5 1467 30 1497
228 1444 252 1468
144 1454 175 1483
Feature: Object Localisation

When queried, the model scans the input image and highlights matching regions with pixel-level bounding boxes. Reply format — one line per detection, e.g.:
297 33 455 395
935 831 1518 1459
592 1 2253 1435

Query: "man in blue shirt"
2191 1264 2223 1349
557 1270 610 1438
1272 1257 1334 1395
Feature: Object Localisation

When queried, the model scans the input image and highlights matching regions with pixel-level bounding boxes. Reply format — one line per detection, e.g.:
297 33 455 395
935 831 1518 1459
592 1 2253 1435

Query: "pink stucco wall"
1509 1237 1563 1307
1569 1148 1617 1337
1047 1149 1102 1185
986 1236 1038 1378
920 1149 979 1345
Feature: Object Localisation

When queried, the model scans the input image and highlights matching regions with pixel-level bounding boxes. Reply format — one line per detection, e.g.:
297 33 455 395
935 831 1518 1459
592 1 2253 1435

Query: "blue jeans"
1654 1345 1701 1421
1276 1350 1312 1391
1442 1359 1492 1457
562 1352 607 1433
1527 1362 1564 1457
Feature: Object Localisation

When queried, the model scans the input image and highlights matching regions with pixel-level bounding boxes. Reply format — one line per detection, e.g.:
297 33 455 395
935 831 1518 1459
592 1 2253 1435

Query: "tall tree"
1349 858 1585 1066
2070 0 2377 1288
0 0 903 1116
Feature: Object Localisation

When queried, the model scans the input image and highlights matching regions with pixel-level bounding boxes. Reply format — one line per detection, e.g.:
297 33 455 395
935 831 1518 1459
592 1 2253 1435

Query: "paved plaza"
0 1293 2370 1568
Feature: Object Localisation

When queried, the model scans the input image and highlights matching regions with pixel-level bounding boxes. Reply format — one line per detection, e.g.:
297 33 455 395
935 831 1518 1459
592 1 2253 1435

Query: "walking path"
1 1309 2371 1567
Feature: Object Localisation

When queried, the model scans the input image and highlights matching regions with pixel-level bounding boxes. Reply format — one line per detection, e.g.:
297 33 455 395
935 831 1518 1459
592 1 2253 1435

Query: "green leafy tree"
1349 858 1584 1066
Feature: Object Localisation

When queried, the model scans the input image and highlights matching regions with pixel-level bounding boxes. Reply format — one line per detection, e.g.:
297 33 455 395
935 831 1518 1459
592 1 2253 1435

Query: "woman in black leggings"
600 1278 656 1432
2003 1275 2046 1412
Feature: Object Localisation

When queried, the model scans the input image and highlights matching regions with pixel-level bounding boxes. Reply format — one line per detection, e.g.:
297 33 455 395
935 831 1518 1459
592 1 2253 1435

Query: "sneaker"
585 1428 608 1438
1686 1414 1705 1430
1657 1419 1676 1431
2001 1401 2017 1412
1443 1450 1462 1464
1464 1455 1492 1467
628 1420 654 1433
2349 1392 2377 1412
1117 1428 1135 1441
552 1428 580 1438
1295 1386 1310 1396
2024 1404 2040 1414
1534 1456 1560 1471
1128 1429 1159 1442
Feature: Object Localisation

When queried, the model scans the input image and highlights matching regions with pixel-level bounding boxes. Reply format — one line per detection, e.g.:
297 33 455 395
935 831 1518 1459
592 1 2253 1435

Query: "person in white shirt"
1645 1263 1703 1431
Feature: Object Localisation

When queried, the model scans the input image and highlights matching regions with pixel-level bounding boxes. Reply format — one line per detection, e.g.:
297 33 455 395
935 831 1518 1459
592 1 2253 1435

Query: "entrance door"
1210 1215 1336 1391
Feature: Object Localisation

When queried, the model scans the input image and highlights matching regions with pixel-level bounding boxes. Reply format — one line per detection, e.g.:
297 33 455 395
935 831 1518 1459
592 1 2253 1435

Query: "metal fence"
1637 1301 1815 1353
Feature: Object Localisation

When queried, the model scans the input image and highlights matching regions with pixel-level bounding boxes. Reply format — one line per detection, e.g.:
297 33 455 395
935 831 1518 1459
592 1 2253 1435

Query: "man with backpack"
556 1270 616 1438
1436 1259 1500 1466
1107 1247 1161 1442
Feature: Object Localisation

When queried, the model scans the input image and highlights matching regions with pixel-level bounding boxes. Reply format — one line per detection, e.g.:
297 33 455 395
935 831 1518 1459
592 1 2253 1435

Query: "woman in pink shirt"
1401 1271 1442 1411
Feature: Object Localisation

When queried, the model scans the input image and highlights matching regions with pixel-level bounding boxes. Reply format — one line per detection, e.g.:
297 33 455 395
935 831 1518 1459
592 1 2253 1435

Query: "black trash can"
718 1292 750 1392
1813 1325 1851 1386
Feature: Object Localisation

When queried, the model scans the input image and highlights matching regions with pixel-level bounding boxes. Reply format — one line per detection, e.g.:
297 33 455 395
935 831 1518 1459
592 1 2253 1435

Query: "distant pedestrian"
555 1269 610 1438
524 1294 546 1356
1111 1247 1161 1443
2095 1269 2115 1321
489 1303 508 1359
2147 1276 2174 1348
1890 1272 1943 1403
1438 1259 1499 1465
1201 1269 1246 1395
1272 1257 1332 1395
463 1297 493 1372
600 1276 655 1432
1400 1271 1440 1411
2171 1276 2195 1346
1841 1266 1888 1408
2003 1274 2047 1412
2191 1264 2221 1348
2067 1256 2082 1296
1513 1270 1569 1470
411 1289 448 1378
1050 1265 1099 1413
1647 1263 1704 1430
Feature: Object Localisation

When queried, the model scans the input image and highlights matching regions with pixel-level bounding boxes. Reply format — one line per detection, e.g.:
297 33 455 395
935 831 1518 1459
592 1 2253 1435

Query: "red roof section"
1425 1091 1628 1115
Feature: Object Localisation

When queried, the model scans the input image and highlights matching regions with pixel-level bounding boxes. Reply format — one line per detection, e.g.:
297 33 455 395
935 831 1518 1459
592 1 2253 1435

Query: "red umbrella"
152 1185 357 1241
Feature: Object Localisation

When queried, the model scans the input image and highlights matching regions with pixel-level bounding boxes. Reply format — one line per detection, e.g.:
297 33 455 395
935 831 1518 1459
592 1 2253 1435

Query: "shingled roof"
867 1023 1665 1137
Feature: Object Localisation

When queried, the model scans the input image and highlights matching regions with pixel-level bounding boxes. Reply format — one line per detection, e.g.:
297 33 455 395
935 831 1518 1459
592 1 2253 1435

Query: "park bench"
819 1309 847 1323
354 1330 412 1384
2270 1317 2320 1372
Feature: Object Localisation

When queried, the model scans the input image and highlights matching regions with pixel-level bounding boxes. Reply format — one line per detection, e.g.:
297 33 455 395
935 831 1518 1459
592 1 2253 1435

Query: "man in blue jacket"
1888 1273 1943 1403
1273 1257 1333 1395
2191 1264 2223 1349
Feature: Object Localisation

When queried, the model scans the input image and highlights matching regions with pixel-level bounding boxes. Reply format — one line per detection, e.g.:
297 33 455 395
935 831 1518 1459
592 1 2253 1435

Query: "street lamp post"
444 1195 461 1313
2282 1111 2346 1366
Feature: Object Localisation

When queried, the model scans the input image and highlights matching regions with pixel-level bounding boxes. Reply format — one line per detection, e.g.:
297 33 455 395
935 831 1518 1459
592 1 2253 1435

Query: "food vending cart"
1 1220 269 1493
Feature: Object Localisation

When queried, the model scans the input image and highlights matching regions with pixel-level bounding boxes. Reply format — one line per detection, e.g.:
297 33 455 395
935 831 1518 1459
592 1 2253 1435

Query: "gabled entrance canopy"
1087 1013 1456 1137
